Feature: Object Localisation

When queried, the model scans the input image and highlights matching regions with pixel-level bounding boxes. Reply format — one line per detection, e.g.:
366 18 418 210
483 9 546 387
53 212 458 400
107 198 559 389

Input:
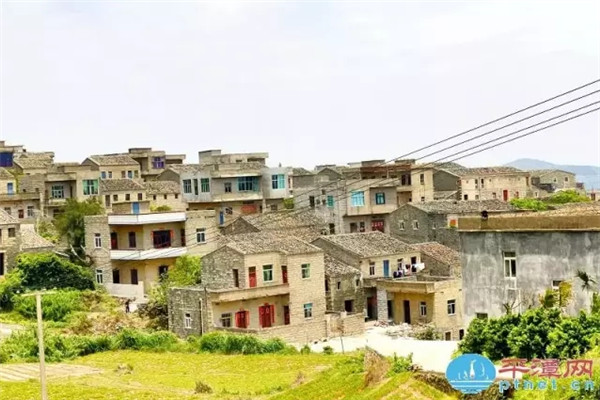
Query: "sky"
1 0 599 169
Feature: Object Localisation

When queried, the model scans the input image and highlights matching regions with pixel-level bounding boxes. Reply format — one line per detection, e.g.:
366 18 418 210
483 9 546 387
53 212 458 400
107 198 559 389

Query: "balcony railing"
110 247 187 260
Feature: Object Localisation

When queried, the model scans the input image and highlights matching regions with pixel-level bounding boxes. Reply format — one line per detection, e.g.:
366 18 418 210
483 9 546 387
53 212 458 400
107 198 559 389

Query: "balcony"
209 283 290 302
210 192 263 203
377 276 458 294
45 197 67 206
110 247 187 260
108 212 186 225
346 203 397 216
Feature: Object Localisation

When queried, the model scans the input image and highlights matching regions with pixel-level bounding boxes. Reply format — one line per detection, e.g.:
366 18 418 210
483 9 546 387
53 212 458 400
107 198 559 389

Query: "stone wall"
149 193 187 212
84 215 112 283
201 246 246 290
168 287 203 338
311 237 360 267
0 223 21 274
433 170 459 192
327 273 364 314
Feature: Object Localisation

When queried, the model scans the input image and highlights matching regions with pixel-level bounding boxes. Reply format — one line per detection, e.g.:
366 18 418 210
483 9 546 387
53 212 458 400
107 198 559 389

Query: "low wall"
105 282 145 298
327 312 365 337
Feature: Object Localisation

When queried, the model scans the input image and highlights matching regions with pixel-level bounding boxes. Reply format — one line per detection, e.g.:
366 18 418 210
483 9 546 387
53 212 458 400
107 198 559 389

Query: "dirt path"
0 363 103 382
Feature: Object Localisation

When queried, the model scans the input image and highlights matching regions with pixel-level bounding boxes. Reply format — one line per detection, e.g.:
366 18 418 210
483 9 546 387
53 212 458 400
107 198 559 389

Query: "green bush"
458 317 488 355
389 353 413 374
192 332 288 355
481 313 521 361
507 308 561 359
510 198 549 211
112 329 179 351
546 190 590 204
13 290 85 322
414 326 440 341
15 252 95 291
323 346 334 355
300 344 311 355
0 270 24 310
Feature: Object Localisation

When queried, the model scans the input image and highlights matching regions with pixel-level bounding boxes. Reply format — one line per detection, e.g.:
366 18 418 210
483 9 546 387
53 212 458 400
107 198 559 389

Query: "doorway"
283 305 290 325
131 269 138 285
259 304 273 328
503 190 509 201
248 267 257 287
344 300 354 313
112 269 120 284
110 232 118 250
387 300 394 320
403 300 411 324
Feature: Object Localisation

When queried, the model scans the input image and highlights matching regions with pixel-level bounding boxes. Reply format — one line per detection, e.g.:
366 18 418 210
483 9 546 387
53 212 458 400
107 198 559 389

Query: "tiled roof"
316 231 415 258
496 202 600 218
145 181 181 194
409 200 515 214
439 166 527 177
223 232 322 255
0 168 14 180
0 209 18 224
325 255 359 277
410 242 460 267
87 154 139 166
528 169 574 177
13 156 54 169
100 179 145 192
164 164 204 174
292 168 313 176
20 224 54 250
242 209 328 231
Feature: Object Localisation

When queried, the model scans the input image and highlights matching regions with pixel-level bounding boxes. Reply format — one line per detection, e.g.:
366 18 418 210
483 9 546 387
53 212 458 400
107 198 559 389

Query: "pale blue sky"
1 1 599 168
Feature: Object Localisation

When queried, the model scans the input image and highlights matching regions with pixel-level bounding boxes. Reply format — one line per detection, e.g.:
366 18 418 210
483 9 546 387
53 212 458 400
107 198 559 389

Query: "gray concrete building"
459 203 600 324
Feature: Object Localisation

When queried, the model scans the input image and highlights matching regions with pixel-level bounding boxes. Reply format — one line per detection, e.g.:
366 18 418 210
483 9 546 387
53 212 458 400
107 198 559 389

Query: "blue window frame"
238 177 259 192
101 171 107 179
327 195 334 208
350 191 365 207
375 192 385 205
7 182 14 195
271 174 285 189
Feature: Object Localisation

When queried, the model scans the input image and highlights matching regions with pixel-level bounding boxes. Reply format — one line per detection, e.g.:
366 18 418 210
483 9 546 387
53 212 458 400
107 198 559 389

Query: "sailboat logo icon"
445 354 496 394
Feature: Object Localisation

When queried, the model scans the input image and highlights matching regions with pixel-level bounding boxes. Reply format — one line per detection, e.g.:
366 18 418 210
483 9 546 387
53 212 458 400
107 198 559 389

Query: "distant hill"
505 158 600 189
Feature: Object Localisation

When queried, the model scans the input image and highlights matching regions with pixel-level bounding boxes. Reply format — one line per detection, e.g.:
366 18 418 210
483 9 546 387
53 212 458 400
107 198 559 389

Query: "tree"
546 190 590 204
166 255 202 286
15 252 95 291
55 198 104 256
576 270 597 292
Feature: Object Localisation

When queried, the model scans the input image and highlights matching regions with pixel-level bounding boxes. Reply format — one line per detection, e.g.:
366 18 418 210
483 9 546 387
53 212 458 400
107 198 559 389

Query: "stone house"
175 150 291 225
124 148 186 181
389 200 515 250
85 210 217 297
0 168 43 222
435 166 531 201
82 154 142 181
12 152 55 175
144 181 186 211
100 179 147 213
0 141 26 168
324 254 364 315
459 203 600 325
343 179 398 234
528 169 581 196
312 231 421 320
168 232 363 343
410 242 461 277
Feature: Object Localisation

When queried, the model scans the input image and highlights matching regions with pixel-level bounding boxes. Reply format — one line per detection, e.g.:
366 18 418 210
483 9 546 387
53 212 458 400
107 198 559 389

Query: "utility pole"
21 290 55 400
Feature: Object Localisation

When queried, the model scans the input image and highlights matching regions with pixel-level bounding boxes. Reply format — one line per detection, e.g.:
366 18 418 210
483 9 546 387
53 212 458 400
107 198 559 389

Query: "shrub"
546 190 590 204
458 317 488 355
507 308 561 359
389 353 413 374
194 380 213 394
414 326 440 341
15 252 95 291
323 346 334 355
481 313 521 361
0 270 24 310
150 205 172 212
112 329 178 351
13 290 85 322
510 198 549 211
300 344 311 355
192 332 288 355
283 198 294 209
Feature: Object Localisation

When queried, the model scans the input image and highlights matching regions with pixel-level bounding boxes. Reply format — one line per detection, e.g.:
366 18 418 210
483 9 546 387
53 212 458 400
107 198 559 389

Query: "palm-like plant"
576 270 597 292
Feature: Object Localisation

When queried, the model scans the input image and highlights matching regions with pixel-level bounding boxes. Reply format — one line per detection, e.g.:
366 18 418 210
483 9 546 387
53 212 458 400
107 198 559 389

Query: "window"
412 220 419 230
329 223 335 234
492 192 497 199
18 209 24 219
137 193 143 201
503 251 517 277
128 171 133 179
355 278 360 287
303 303 313 319
459 329 465 340
193 179 199 195
8 228 16 238
480 178 485 188
369 262 375 276
337 281 341 290
263 265 274 282
420 173 425 185
200 178 210 192
220 313 232 328
371 220 384 232
350 191 365 207
238 176 258 191
463 194 469 200
101 171 107 179
158 265 169 280
152 157 165 169
184 313 192 329
327 195 334 208
271 174 285 189
51 185 64 199
224 182 232 193
196 228 206 243
475 195 479 200
94 233 102 248
7 182 14 195
359 222 365 232
83 179 99 195
175 194 179 199
420 196 425 202
419 302 427 316
164 194 168 199
128 232 136 248
113 194 118 201
183 179 192 194
95 269 103 284
225 207 233 215
108 171 113 179
233 269 239 287
350 222 357 233
552 280 563 290
180 229 186 246
445 332 452 341
27 206 34 217
375 192 385 205
270 204 277 211
125 194 131 201
476 313 488 320
447 300 456 315
301 263 311 279
344 300 354 313
400 221 405 230
565 176 569 182
121 171 126 179
4 207 10 215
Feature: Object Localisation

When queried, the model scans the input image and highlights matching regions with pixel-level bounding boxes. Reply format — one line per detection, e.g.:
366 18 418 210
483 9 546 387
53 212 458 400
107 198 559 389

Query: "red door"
249 267 257 288
503 190 509 201
283 306 290 325
235 310 249 328
259 304 274 328
281 266 288 284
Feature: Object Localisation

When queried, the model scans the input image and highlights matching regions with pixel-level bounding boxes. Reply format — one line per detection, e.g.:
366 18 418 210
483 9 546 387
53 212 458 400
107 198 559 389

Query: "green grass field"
0 351 455 400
